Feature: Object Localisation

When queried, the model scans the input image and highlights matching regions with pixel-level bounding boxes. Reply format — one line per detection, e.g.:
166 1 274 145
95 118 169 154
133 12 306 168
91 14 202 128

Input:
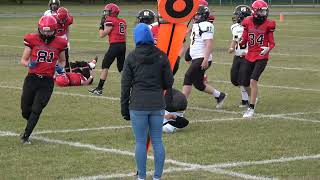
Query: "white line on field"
211 80 320 93
205 168 276 180
1 130 318 180
273 116 320 123
33 125 132 135
1 84 320 120
206 154 320 169
213 62 320 72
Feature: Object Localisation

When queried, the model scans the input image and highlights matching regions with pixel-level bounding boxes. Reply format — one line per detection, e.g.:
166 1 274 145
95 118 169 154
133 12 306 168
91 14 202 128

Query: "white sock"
240 86 249 101
213 89 221 98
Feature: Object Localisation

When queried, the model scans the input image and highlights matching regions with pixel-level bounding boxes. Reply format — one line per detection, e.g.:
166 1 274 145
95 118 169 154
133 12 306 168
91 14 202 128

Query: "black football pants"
21 74 54 138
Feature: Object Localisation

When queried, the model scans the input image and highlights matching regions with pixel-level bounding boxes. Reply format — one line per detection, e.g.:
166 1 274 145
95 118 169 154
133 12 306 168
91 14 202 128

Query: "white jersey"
231 23 248 56
190 21 214 62
44 10 57 16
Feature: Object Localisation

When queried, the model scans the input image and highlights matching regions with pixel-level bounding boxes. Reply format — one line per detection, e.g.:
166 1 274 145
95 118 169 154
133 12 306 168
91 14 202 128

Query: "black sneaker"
20 133 31 145
215 92 226 109
88 87 103 96
239 100 249 108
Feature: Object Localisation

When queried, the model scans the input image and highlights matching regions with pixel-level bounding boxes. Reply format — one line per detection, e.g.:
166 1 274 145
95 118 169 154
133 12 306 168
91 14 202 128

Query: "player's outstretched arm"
21 47 32 67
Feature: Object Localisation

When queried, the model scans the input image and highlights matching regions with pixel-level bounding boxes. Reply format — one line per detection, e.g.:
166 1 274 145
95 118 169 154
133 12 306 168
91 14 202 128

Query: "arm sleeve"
268 21 276 50
162 53 174 90
162 53 174 110
120 54 133 117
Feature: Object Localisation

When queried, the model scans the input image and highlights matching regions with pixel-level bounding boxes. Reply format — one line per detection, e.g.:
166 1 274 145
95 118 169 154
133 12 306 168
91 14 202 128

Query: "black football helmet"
232 5 252 23
193 6 210 23
48 0 60 12
137 9 156 25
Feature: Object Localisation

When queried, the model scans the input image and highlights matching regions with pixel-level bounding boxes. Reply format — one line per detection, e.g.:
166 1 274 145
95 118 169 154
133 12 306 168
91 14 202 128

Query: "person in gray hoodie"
121 23 174 180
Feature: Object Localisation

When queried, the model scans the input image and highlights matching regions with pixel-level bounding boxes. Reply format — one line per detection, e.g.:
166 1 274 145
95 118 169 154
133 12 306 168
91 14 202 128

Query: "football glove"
260 46 270 56
99 15 105 30
28 60 38 69
55 64 65 74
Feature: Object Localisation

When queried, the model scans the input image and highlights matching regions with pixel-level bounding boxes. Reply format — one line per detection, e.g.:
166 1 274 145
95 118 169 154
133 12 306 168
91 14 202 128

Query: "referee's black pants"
21 74 54 138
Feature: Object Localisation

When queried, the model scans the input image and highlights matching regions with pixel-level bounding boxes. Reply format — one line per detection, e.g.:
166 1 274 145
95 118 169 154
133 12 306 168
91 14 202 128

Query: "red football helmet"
251 0 269 24
55 74 70 87
103 3 120 17
56 7 69 24
199 0 208 7
38 16 58 43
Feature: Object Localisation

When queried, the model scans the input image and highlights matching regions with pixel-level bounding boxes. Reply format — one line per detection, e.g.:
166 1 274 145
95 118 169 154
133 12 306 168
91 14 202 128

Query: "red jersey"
24 33 68 77
150 24 159 45
104 16 126 44
241 16 276 62
67 72 86 86
54 15 73 40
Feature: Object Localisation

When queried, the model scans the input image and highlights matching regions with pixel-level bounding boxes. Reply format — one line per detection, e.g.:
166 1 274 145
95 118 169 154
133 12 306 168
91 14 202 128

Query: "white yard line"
205 168 276 180
207 154 320 169
33 125 132 135
1 130 317 179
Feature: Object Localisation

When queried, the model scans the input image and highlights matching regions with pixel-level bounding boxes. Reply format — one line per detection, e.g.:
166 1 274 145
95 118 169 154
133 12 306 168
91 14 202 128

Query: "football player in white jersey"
44 0 60 16
183 6 226 109
163 89 189 133
228 5 252 108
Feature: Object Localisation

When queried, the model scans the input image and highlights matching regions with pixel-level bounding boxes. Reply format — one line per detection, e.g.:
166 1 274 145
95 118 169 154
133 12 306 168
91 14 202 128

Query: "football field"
0 4 320 180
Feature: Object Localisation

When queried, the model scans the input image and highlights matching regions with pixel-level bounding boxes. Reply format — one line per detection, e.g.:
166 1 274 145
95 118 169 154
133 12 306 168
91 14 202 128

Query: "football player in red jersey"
54 7 74 72
20 16 67 144
89 3 126 96
239 0 276 118
55 56 98 87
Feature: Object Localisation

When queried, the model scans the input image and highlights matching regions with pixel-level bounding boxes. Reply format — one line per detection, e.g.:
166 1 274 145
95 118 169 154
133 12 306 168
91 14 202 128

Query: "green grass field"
0 4 320 180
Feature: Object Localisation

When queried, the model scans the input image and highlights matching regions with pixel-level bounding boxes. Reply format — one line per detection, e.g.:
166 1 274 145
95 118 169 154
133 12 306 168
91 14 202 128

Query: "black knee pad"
193 81 206 91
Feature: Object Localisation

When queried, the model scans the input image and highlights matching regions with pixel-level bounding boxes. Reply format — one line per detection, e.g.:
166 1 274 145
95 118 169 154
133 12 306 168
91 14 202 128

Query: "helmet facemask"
38 27 56 44
253 8 268 25
50 3 59 11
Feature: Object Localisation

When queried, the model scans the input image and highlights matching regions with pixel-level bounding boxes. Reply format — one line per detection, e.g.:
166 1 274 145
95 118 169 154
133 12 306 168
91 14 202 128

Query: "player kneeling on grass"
55 56 98 86
163 89 189 133
228 5 252 108
239 0 276 118
20 16 67 144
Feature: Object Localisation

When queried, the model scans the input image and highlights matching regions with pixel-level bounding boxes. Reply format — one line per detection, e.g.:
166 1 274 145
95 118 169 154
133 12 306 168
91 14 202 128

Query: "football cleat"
239 100 249 108
88 87 103 96
215 92 226 109
20 133 31 145
243 107 255 118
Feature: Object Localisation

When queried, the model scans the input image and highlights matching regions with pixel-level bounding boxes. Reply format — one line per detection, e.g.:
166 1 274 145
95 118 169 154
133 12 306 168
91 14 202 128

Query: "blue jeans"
130 110 165 179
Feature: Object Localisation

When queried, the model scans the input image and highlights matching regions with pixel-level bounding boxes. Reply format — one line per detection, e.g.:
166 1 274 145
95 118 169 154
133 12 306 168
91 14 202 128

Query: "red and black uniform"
102 16 126 72
68 61 92 86
21 33 67 138
54 14 73 72
239 16 276 86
